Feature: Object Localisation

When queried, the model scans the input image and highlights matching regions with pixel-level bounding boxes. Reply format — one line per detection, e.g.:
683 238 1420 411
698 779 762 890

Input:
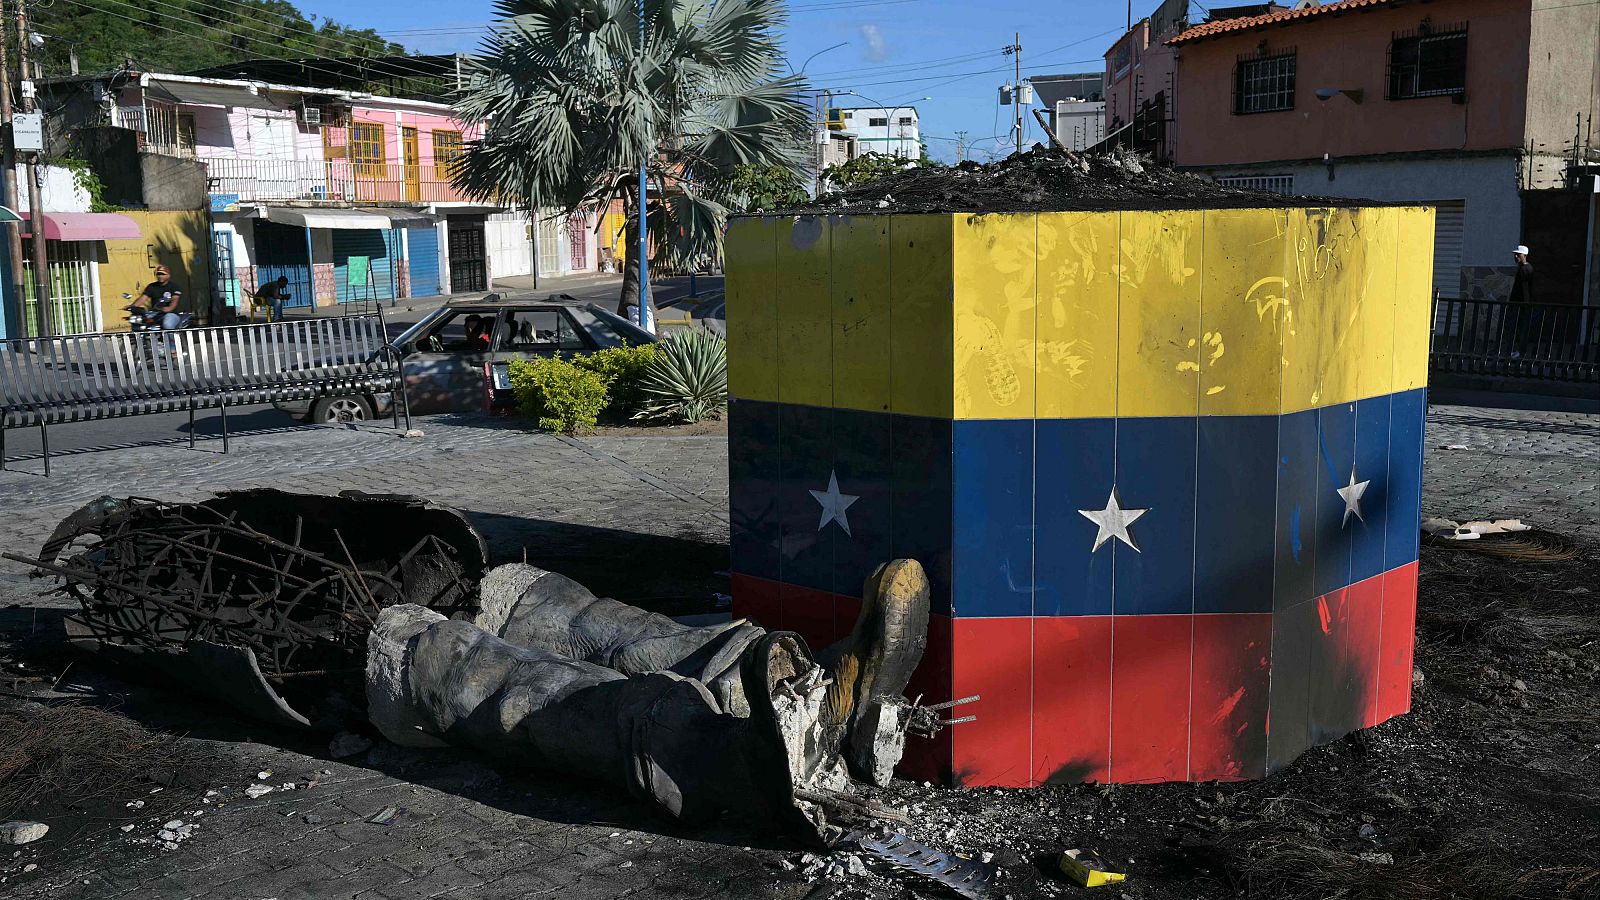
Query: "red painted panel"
1033 617 1113 785
1377 562 1420 722
1189 613 1272 782
952 618 1033 788
779 582 837 654
1110 615 1192 784
731 574 781 630
898 613 953 784
1347 574 1385 729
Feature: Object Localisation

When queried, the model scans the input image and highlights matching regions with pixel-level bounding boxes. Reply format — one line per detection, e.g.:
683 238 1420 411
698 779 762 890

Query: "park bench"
0 314 410 475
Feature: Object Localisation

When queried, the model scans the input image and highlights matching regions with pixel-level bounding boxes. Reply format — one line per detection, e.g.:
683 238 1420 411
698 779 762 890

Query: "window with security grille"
432 130 464 178
350 123 386 177
1215 174 1295 195
869 117 888 127
898 116 913 126
1388 25 1467 99
1233 52 1297 114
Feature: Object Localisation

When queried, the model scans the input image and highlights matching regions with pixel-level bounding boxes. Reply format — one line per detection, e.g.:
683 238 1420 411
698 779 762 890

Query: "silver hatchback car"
279 296 657 422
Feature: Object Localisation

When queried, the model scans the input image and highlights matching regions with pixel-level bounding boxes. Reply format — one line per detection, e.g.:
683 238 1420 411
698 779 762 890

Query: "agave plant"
637 329 727 423
453 0 811 319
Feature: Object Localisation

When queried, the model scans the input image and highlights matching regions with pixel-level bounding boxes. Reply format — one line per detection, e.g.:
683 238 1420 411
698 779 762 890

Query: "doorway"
448 215 487 293
401 127 421 203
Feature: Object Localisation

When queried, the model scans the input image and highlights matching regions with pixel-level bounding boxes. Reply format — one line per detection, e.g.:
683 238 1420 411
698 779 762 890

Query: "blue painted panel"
1034 417 1116 617
1313 402 1357 598
1113 416 1197 616
253 221 313 308
407 225 440 297
729 398 781 582
1274 408 1318 611
952 419 1034 618
891 414 954 616
1351 394 1393 583
1195 415 1277 614
833 408 893 600
777 403 835 595
1385 388 1427 569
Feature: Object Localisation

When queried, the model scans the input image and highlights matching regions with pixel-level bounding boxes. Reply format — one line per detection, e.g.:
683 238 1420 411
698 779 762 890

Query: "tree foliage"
31 0 403 77
820 151 936 190
453 0 811 299
726 162 808 212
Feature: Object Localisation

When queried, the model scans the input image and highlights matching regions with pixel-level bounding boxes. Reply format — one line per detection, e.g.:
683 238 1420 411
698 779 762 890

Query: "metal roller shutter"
407 224 440 297
254 221 314 308
333 228 398 303
1431 200 1465 299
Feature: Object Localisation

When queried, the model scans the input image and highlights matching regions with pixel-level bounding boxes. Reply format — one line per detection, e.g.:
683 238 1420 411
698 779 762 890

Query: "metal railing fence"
1430 296 1600 384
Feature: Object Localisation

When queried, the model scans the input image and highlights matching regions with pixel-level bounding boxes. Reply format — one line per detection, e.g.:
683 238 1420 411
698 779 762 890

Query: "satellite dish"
0 206 21 223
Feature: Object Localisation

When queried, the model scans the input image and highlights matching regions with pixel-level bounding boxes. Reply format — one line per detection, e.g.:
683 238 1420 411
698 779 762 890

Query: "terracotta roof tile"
1167 0 1396 45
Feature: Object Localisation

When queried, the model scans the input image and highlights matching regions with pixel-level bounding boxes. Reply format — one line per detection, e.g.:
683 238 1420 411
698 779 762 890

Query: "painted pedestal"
725 206 1435 786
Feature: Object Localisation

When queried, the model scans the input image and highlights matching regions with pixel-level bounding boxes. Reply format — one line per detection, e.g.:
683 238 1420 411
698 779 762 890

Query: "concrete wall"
96 210 212 331
13 164 92 213
1171 0 1531 167
139 154 209 211
1197 154 1523 292
1525 0 1600 169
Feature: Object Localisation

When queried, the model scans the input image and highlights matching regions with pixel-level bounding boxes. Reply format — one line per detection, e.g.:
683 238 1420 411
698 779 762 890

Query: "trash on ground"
1058 848 1126 888
0 822 48 845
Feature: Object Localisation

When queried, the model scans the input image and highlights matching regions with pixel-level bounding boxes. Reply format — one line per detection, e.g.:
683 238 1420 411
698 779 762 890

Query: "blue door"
333 229 398 303
407 224 440 297
253 221 314 308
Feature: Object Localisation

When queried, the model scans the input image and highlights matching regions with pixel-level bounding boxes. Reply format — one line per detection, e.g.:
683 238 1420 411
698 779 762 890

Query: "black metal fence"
1430 297 1600 383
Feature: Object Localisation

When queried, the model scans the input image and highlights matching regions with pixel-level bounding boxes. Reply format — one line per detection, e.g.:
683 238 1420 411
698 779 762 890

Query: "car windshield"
499 309 585 352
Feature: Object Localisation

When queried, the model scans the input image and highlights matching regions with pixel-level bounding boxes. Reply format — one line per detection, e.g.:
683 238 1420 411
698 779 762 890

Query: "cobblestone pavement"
0 400 1596 899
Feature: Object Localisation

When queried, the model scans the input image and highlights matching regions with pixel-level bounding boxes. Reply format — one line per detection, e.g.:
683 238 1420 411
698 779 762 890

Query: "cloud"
859 24 889 62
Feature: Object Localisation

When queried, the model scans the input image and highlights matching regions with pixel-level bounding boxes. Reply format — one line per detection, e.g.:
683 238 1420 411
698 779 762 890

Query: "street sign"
12 113 42 152
208 192 240 212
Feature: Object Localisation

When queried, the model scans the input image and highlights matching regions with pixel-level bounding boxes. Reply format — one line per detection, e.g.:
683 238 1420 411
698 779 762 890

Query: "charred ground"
775 147 1374 216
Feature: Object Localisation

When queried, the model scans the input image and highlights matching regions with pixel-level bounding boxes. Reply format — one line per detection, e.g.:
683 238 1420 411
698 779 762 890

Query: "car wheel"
311 396 373 424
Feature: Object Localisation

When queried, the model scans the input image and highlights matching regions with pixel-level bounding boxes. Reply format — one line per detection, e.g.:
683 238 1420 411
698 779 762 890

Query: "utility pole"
1013 33 1023 155
955 129 969 162
0 0 24 337
16 0 49 337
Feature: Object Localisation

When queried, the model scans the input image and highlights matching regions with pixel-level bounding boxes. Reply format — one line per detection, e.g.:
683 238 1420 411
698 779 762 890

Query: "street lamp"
636 0 654 333
793 41 848 75
837 91 931 158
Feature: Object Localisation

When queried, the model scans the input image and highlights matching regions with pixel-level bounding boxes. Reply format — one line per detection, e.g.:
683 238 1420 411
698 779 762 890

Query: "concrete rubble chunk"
0 823 47 845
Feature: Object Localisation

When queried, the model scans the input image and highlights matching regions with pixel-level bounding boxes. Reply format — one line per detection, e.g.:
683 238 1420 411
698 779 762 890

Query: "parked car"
277 296 657 422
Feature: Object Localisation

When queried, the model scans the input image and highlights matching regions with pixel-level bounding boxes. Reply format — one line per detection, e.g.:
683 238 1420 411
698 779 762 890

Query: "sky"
314 0 1142 164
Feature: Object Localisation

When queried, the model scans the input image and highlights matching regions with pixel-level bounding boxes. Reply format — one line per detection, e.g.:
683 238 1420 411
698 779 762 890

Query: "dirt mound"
783 146 1372 215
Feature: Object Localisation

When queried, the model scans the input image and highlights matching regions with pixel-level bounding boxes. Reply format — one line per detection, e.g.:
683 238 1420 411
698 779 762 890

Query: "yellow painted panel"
831 215 894 413
1198 208 1287 416
1353 207 1398 401
723 217 779 402
99 210 212 333
1392 206 1436 392
953 214 1038 419
889 215 955 418
775 216 833 408
1036 212 1118 419
1118 210 1203 417
1282 208 1366 412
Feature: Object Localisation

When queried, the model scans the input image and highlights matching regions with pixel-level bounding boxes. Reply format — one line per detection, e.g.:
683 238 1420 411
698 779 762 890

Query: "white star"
1336 468 1370 527
1078 488 1149 552
809 471 859 537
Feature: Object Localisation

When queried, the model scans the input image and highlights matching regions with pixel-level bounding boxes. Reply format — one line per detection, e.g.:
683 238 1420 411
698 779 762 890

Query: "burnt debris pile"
800 146 1351 215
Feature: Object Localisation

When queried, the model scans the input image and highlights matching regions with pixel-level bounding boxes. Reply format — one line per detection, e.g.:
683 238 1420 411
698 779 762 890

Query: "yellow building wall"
724 206 1436 418
96 210 213 332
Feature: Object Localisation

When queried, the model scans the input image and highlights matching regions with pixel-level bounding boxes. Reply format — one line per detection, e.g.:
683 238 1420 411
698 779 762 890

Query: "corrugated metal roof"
1167 0 1397 45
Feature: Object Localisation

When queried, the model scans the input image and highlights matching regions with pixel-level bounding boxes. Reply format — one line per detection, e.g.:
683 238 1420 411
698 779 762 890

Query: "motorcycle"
121 292 195 366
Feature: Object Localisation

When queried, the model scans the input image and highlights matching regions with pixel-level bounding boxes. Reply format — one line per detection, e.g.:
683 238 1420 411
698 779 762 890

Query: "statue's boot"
815 558 932 786
367 604 835 840
473 564 766 715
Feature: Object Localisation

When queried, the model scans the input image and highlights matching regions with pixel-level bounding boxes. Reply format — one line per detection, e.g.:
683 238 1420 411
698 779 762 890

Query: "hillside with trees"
31 0 404 77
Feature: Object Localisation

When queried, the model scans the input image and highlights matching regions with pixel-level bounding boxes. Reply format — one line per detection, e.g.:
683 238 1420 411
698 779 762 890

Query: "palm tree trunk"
616 211 659 327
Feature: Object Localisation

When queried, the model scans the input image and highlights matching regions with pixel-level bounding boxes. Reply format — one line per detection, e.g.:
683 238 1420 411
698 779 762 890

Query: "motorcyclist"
134 265 184 361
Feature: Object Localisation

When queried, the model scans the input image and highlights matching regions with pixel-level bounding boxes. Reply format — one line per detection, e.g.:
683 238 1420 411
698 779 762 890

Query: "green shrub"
506 356 608 434
637 330 728 424
572 343 659 418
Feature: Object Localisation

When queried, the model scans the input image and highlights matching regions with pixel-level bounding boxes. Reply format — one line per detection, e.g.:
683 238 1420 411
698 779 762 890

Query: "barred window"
1234 52 1297 114
1215 174 1295 195
432 130 464 178
869 117 888 127
350 123 386 177
1388 25 1467 99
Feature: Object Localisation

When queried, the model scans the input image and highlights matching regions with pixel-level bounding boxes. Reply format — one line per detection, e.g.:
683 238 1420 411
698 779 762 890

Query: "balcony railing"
201 157 471 204
1431 296 1600 383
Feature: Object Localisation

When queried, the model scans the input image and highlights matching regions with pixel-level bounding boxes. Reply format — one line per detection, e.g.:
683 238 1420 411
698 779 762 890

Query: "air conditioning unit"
300 106 322 126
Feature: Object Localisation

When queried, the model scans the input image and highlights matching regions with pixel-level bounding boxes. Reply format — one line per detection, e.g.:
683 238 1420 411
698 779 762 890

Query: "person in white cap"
1511 245 1535 303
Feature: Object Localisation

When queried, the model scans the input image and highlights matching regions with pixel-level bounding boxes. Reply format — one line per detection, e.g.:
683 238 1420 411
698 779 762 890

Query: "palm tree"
453 0 811 319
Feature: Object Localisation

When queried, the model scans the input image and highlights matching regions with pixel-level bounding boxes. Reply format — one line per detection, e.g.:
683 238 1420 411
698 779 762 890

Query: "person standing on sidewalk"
1510 245 1536 304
